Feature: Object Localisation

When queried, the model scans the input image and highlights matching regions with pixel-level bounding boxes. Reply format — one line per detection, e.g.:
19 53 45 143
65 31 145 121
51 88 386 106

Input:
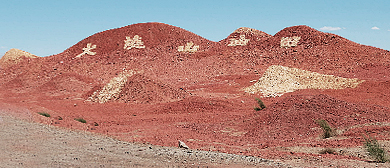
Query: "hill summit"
0 48 38 68
59 22 217 60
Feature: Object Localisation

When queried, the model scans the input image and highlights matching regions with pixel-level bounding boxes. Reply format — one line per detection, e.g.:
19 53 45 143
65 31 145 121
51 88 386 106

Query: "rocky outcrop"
0 48 38 68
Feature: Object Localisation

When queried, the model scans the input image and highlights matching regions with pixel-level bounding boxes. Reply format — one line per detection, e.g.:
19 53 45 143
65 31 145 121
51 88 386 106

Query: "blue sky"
1 0 390 56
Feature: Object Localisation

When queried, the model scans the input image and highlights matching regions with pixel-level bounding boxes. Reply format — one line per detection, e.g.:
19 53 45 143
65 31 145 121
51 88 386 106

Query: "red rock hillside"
0 22 389 163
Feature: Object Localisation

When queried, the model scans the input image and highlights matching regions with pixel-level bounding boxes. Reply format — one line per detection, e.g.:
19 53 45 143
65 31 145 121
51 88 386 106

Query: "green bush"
38 112 51 117
254 98 266 111
254 107 262 111
316 119 335 139
364 135 389 163
75 118 87 123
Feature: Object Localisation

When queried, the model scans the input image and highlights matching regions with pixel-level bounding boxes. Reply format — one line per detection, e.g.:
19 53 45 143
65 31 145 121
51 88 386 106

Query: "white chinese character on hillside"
178 42 199 53
280 36 301 48
75 43 97 58
124 35 146 50
228 35 250 46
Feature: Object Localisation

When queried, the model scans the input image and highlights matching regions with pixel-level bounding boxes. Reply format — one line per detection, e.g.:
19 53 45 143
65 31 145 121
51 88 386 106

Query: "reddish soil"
1 22 390 165
116 73 187 104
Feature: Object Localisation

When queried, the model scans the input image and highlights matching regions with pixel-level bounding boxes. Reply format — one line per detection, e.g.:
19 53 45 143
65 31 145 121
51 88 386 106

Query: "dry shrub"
38 112 51 117
254 98 266 111
75 118 87 123
316 119 336 139
364 134 389 163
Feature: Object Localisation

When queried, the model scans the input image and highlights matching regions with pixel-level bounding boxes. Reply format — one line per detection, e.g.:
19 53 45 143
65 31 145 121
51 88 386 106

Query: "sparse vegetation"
319 148 337 155
316 119 336 139
38 112 51 117
75 118 87 123
254 98 266 111
363 134 389 163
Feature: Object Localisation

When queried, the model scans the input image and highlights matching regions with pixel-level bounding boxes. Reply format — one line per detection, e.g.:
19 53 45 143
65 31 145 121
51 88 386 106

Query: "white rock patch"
178 42 199 53
88 70 137 103
280 36 301 48
228 35 250 46
244 65 365 97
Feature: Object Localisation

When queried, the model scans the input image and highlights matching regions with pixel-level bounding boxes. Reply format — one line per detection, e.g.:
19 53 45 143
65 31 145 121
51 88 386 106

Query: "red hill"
271 25 345 48
0 49 39 68
246 25 390 80
220 27 271 48
58 22 218 60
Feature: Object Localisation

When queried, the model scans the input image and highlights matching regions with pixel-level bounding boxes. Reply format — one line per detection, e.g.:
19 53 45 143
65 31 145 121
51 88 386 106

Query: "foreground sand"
1 113 389 167
0 114 283 168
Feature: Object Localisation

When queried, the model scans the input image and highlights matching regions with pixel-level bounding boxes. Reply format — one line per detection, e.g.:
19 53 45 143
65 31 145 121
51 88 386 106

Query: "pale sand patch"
0 49 38 67
0 114 281 168
87 70 137 103
244 65 364 97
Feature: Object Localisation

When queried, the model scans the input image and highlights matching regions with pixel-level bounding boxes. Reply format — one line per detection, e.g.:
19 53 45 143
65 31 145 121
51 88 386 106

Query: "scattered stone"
178 140 189 149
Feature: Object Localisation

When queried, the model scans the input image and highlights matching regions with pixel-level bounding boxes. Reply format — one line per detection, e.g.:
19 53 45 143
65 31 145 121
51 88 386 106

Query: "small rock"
178 140 189 149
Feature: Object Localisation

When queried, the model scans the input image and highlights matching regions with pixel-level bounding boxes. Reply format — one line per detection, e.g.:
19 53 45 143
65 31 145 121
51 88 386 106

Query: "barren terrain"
1 22 390 167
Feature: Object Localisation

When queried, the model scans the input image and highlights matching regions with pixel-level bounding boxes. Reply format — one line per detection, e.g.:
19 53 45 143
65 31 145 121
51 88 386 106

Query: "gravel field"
0 114 286 168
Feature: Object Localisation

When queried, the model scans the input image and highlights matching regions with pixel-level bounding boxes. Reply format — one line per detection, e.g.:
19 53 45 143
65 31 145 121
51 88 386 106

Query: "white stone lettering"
178 42 199 53
75 43 97 58
228 35 250 46
124 35 146 50
280 36 301 48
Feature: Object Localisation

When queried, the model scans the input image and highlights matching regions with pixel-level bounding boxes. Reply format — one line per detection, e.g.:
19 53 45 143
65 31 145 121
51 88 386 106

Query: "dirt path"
0 114 285 168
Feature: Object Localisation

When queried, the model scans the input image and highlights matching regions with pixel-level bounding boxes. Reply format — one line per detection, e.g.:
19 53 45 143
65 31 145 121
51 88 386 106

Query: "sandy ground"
2 114 389 168
0 114 285 168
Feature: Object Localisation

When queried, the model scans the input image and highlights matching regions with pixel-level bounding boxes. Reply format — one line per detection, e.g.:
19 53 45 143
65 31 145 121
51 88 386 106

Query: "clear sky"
1 0 390 57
